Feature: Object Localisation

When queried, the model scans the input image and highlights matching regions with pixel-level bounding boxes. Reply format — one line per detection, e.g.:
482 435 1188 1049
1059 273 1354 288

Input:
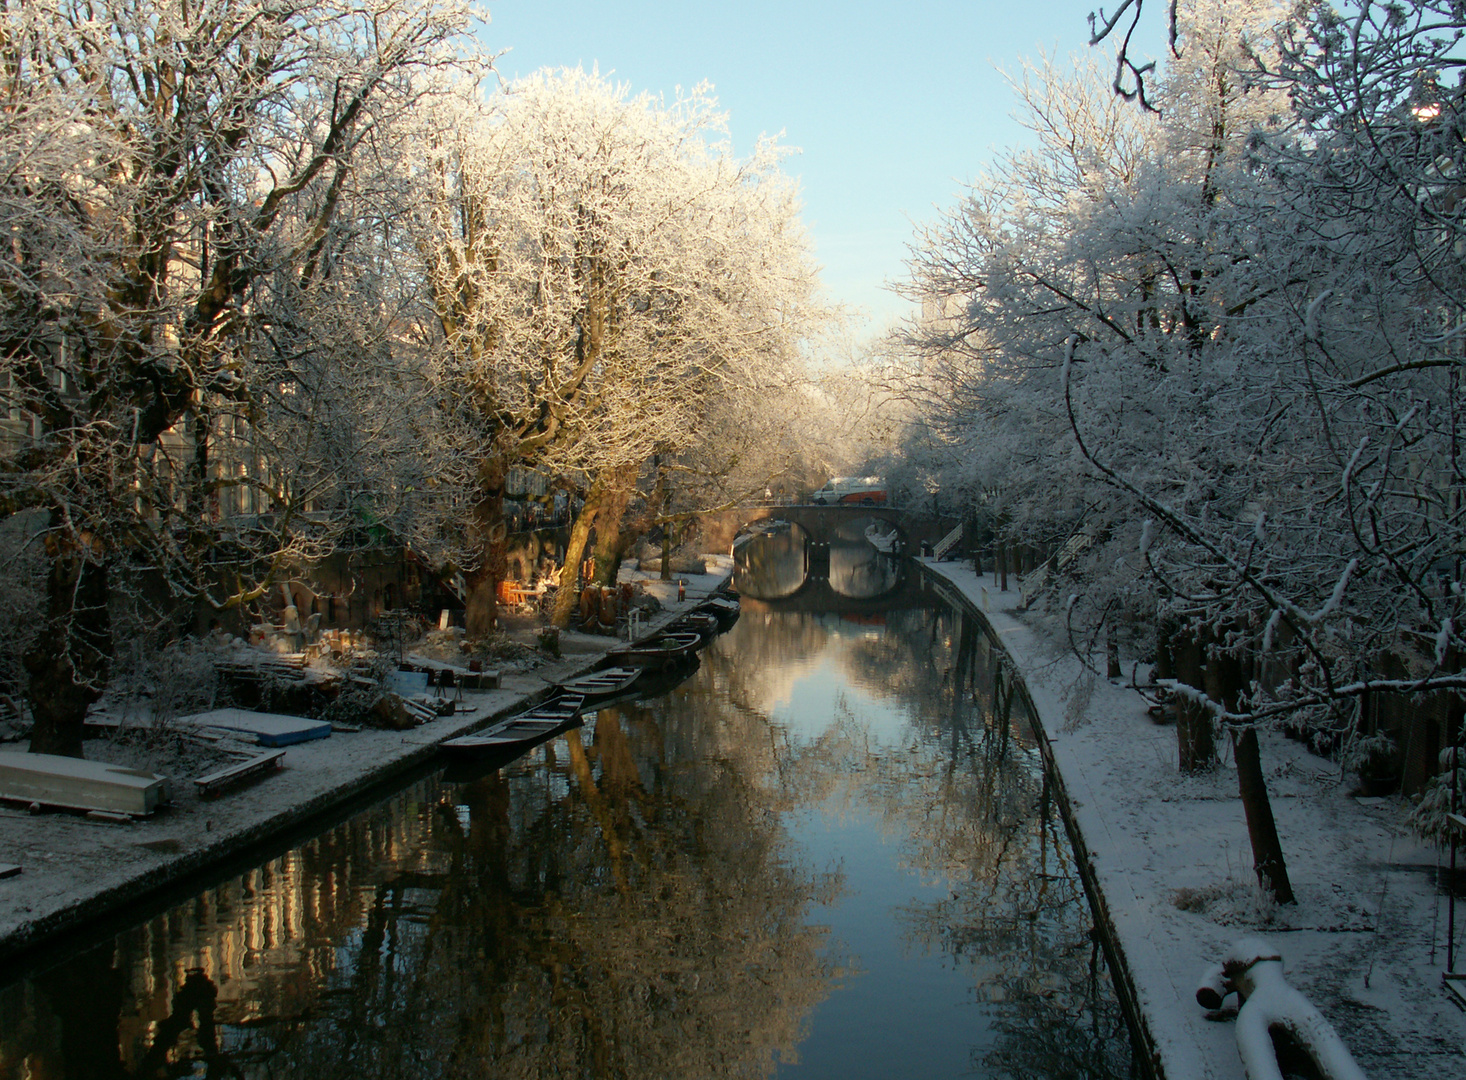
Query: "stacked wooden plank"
192 749 286 798
214 653 309 680
0 752 171 815
398 697 441 724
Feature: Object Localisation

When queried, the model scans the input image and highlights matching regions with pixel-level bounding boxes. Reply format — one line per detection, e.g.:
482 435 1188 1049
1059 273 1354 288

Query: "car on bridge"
810 476 887 506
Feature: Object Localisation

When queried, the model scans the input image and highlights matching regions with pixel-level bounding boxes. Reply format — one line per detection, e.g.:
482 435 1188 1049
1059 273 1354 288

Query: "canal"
0 585 1134 1078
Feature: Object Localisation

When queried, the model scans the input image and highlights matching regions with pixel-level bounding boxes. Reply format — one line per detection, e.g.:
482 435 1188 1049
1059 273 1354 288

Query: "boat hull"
439 694 585 759
605 631 703 668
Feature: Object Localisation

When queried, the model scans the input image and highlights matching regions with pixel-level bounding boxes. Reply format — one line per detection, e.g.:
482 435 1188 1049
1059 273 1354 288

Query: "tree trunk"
25 546 112 758
660 517 676 580
1106 623 1122 680
1172 631 1215 773
1209 634 1296 905
998 541 1008 591
1153 616 1175 681
463 566 498 640
465 458 507 638
1233 725 1295 904
553 478 609 628
590 463 637 586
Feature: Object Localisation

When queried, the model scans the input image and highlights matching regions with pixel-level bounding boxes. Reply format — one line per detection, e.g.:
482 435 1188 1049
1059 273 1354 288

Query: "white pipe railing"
932 523 963 560
1196 937 1367 1080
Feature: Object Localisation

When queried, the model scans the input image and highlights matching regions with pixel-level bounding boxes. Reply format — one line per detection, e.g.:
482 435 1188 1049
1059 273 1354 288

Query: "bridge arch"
729 504 911 550
730 506 911 602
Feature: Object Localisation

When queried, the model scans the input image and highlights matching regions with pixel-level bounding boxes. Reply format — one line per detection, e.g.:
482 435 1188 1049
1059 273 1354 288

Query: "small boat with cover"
697 595 740 629
667 610 720 641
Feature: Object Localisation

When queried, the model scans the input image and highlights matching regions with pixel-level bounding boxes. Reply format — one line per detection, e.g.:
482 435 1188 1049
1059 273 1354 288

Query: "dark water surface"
1 591 1133 1078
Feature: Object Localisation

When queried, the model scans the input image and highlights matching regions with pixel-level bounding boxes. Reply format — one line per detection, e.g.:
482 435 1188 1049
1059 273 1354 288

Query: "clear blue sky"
483 2 1168 335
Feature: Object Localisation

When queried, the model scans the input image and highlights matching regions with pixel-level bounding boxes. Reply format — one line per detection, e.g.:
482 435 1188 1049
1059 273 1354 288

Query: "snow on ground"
0 559 732 965
922 558 1466 1080
616 553 733 605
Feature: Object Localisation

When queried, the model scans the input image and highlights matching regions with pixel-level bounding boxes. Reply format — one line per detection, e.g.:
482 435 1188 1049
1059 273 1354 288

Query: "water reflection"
827 542 902 598
732 521 808 599
734 519 904 601
0 598 1132 1079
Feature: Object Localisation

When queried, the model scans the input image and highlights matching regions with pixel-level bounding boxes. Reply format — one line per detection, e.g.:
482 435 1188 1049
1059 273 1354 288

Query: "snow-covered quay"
920 557 1465 1080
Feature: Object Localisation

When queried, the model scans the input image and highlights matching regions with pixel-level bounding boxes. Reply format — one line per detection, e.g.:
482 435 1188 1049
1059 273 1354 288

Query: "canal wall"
916 560 1166 1080
915 558 1462 1080
0 569 733 972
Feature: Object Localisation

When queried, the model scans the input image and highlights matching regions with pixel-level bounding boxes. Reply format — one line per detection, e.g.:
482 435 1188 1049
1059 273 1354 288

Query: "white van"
810 476 887 506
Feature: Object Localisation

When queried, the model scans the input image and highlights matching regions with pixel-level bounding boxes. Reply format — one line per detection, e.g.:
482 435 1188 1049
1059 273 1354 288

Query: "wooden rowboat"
440 693 585 758
554 666 644 705
605 631 703 668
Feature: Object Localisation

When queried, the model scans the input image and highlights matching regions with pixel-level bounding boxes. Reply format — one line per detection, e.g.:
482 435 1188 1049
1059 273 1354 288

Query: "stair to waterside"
931 523 963 560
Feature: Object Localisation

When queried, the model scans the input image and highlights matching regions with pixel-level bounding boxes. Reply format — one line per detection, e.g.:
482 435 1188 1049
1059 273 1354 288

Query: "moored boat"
605 630 703 668
667 610 720 641
439 693 585 758
697 595 740 629
554 666 643 705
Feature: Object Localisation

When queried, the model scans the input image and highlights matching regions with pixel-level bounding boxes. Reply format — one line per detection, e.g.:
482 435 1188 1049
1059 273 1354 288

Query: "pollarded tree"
414 69 822 632
0 0 474 755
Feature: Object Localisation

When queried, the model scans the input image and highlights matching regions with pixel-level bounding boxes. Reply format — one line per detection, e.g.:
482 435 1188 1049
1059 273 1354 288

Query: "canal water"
0 586 1134 1078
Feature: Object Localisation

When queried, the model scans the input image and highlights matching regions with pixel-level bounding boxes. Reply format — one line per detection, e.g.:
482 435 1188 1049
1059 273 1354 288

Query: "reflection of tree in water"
822 604 1134 1079
1 695 838 1078
1 599 1131 1079
288 702 837 1078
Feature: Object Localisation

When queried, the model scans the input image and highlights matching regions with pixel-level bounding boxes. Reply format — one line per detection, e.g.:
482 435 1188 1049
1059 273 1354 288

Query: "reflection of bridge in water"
733 514 921 604
729 504 921 603
739 570 934 617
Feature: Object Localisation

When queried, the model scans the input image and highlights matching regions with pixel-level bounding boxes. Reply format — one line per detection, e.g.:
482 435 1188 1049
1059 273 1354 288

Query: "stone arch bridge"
699 503 945 552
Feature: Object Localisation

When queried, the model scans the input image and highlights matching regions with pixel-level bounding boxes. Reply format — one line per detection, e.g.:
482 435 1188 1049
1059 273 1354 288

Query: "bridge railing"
737 500 910 513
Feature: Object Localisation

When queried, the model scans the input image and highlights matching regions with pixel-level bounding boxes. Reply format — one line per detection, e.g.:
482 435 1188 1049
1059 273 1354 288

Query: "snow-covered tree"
902 0 1466 888
897 2 1311 900
413 69 822 631
0 0 474 755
